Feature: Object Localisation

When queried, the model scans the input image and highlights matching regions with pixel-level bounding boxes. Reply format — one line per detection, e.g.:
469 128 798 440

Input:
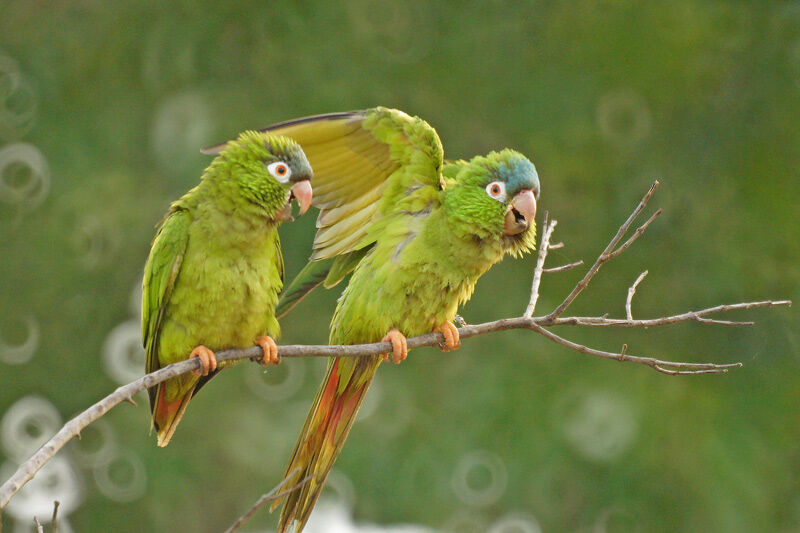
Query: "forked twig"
529 323 742 375
546 181 661 320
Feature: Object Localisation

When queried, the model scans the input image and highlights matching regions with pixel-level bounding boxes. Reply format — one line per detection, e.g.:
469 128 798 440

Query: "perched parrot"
206 107 539 531
142 130 313 447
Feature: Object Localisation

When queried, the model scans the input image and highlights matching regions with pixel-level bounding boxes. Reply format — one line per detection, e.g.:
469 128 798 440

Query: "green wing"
142 208 190 409
232 107 445 315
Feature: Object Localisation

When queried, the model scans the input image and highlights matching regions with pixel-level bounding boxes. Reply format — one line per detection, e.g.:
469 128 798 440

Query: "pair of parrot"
142 107 540 531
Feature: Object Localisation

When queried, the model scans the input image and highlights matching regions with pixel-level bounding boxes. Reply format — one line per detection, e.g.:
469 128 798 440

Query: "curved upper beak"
290 180 313 216
504 189 537 235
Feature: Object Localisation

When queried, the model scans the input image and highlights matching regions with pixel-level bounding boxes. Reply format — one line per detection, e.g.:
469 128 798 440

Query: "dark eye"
485 181 507 202
267 161 292 183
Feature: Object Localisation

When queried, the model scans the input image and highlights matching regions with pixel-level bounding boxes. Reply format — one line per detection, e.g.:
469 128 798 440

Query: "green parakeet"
142 130 313 447
212 107 539 533
206 107 539 531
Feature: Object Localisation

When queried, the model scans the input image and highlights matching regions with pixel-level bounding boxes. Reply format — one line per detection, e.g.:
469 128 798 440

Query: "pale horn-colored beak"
504 189 536 235
290 180 313 215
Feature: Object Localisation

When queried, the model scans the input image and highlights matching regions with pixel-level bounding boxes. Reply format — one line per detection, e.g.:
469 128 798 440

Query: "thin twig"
546 181 660 320
33 517 43 533
528 323 742 375
51 500 59 533
626 270 649 320
524 214 557 318
605 209 662 261
545 300 791 327
542 261 583 274
225 468 312 533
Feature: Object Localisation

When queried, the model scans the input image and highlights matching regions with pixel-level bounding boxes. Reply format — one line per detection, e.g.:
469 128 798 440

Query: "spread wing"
205 107 445 317
142 208 190 408
204 106 444 260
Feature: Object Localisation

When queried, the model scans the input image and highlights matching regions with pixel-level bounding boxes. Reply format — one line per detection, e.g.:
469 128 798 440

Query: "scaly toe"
189 345 216 377
382 328 408 365
256 336 280 365
437 321 461 352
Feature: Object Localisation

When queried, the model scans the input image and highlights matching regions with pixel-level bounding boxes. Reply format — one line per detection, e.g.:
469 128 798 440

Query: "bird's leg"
435 321 461 352
255 336 280 365
189 345 217 377
381 328 408 364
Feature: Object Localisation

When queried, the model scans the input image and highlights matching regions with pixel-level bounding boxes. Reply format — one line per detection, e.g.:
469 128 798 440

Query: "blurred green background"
1 1 798 531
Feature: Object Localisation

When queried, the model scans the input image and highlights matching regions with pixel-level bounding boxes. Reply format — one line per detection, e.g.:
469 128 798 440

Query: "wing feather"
142 208 191 409
257 107 443 261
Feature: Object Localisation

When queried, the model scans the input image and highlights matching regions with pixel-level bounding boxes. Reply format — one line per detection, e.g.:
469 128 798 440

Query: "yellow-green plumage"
254 108 540 531
142 131 312 446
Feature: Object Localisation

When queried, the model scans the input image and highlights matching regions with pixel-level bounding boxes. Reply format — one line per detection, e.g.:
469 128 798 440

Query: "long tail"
273 355 381 532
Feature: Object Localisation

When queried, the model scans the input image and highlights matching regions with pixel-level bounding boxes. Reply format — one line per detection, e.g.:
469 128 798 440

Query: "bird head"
212 131 313 221
445 149 539 256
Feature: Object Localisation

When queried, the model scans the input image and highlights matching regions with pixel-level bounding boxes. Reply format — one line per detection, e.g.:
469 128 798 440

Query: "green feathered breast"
142 130 312 446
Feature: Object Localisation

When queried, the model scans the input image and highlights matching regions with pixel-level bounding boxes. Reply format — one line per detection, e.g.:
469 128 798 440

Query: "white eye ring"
485 181 507 202
267 161 292 183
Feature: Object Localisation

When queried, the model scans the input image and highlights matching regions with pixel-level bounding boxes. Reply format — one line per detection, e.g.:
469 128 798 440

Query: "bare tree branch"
528 323 742 375
546 181 661 320
544 301 789 327
0 181 791 513
524 213 557 318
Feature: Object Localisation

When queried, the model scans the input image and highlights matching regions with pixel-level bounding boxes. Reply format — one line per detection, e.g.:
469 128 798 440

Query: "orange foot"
381 328 408 364
255 336 280 365
435 321 461 352
190 345 217 377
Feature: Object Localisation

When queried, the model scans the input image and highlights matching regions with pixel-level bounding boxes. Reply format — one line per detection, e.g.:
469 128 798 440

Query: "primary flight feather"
142 130 312 446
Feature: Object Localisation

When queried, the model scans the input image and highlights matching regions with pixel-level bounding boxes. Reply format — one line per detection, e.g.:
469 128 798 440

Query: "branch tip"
542 260 584 274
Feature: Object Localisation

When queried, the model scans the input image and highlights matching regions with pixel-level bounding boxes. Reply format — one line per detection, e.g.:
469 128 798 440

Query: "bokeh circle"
102 320 145 385
0 143 50 209
1 396 62 461
0 314 40 365
92 448 147 503
450 450 508 507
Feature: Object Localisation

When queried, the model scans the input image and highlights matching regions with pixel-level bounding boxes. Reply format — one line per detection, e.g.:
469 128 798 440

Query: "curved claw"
436 321 461 352
381 328 408 364
189 345 217 377
256 336 280 365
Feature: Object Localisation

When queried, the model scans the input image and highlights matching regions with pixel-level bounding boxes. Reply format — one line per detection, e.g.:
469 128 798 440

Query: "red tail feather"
273 355 381 532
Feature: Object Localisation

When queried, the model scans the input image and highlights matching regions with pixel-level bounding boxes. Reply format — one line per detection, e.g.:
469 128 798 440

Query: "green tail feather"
324 247 370 287
276 259 333 318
